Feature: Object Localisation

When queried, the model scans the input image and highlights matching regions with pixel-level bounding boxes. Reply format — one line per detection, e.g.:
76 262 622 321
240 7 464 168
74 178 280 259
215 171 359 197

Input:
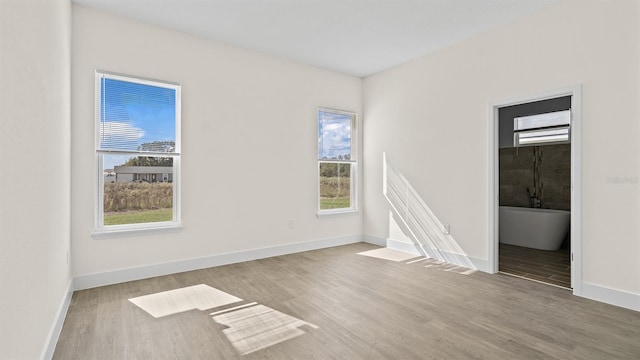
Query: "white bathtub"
499 206 570 251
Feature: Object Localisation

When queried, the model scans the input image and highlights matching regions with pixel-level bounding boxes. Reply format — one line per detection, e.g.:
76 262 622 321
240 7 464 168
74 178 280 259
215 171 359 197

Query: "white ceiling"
73 0 558 77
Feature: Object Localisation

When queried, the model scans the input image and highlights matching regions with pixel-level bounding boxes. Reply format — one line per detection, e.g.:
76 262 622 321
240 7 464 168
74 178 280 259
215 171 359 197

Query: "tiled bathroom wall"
499 144 571 210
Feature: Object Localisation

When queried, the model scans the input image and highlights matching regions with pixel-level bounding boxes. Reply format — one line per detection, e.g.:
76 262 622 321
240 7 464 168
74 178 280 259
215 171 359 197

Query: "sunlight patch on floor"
358 248 477 275
422 258 477 275
129 284 319 355
212 304 318 355
128 284 242 318
357 248 419 262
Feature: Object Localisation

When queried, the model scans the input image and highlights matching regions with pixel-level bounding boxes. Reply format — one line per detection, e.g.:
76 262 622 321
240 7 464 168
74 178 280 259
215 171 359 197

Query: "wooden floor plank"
54 243 640 359
499 243 571 288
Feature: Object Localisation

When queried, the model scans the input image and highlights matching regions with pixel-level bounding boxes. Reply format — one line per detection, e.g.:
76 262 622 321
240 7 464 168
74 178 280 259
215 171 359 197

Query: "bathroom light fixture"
514 110 571 146
517 128 569 145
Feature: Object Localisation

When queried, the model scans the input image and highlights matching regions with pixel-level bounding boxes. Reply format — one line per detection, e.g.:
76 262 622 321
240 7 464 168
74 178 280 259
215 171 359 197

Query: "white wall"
364 0 640 296
0 0 72 358
71 5 363 279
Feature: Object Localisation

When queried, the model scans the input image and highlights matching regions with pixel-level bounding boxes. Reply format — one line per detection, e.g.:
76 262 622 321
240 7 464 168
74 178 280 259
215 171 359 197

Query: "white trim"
580 282 640 312
74 235 364 290
92 224 184 239
362 234 386 246
317 108 358 215
569 88 583 294
41 279 74 360
386 239 490 272
487 103 499 273
488 85 583 295
317 107 355 117
386 239 423 255
94 70 182 234
316 209 359 217
96 69 180 87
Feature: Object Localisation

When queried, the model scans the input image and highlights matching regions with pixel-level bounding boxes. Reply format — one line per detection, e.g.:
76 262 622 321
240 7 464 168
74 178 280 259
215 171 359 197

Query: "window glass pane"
99 77 176 152
319 162 351 210
318 110 351 160
103 154 174 226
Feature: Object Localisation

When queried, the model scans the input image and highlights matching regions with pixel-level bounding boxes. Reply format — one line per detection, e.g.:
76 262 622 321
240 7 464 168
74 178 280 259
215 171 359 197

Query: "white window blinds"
96 72 180 155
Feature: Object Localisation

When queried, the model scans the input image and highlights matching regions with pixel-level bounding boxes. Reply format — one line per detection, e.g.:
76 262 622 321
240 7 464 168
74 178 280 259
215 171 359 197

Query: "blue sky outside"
100 78 176 170
318 110 351 160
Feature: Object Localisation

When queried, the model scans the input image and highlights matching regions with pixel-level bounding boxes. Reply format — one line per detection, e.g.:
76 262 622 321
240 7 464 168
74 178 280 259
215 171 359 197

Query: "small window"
318 108 357 214
95 71 181 235
514 110 570 147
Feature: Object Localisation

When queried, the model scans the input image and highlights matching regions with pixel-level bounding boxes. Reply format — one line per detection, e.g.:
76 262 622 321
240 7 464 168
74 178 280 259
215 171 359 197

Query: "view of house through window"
318 108 356 212
96 71 180 231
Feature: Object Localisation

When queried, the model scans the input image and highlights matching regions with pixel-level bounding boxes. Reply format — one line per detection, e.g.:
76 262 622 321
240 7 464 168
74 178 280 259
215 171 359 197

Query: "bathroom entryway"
489 87 582 292
499 244 570 288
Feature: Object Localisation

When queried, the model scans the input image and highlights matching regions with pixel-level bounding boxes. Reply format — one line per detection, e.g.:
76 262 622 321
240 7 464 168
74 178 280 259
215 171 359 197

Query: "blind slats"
97 73 178 154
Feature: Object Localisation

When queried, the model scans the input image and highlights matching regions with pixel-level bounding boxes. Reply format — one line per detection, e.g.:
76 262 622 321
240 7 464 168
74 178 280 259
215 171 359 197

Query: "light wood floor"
499 243 571 288
54 243 640 359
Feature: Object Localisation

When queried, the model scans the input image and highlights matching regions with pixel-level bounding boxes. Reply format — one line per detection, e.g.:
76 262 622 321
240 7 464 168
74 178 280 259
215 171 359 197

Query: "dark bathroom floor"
499 244 571 289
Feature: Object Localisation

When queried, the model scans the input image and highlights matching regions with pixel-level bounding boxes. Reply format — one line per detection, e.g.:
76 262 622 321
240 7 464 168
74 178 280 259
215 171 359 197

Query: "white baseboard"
42 235 640 360
41 278 74 360
362 234 386 246
74 235 363 290
70 235 640 313
580 282 640 312
386 238 423 255
384 239 640 312
386 238 490 273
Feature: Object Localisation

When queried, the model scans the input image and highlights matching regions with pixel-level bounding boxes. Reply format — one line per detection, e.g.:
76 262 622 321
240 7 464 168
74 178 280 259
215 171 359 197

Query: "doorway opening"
489 86 582 294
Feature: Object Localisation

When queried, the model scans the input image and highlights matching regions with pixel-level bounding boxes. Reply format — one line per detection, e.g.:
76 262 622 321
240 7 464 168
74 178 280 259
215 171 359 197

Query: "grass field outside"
320 197 350 209
103 181 173 225
103 176 351 223
104 182 173 212
104 208 173 225
320 176 351 210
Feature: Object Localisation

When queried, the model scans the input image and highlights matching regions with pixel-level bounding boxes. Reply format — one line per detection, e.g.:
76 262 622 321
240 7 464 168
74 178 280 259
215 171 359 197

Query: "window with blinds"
94 71 181 235
318 108 357 213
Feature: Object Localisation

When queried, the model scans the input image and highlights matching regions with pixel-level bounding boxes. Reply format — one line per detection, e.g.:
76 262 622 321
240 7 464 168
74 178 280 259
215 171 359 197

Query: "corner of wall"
41 279 75 360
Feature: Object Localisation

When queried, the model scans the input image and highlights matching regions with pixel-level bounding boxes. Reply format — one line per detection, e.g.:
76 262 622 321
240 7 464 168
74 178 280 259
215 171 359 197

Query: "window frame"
317 108 358 216
93 70 182 237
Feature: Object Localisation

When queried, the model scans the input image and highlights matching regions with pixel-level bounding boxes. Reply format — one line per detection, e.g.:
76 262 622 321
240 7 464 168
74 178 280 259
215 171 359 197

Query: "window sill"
317 209 359 218
92 224 184 239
